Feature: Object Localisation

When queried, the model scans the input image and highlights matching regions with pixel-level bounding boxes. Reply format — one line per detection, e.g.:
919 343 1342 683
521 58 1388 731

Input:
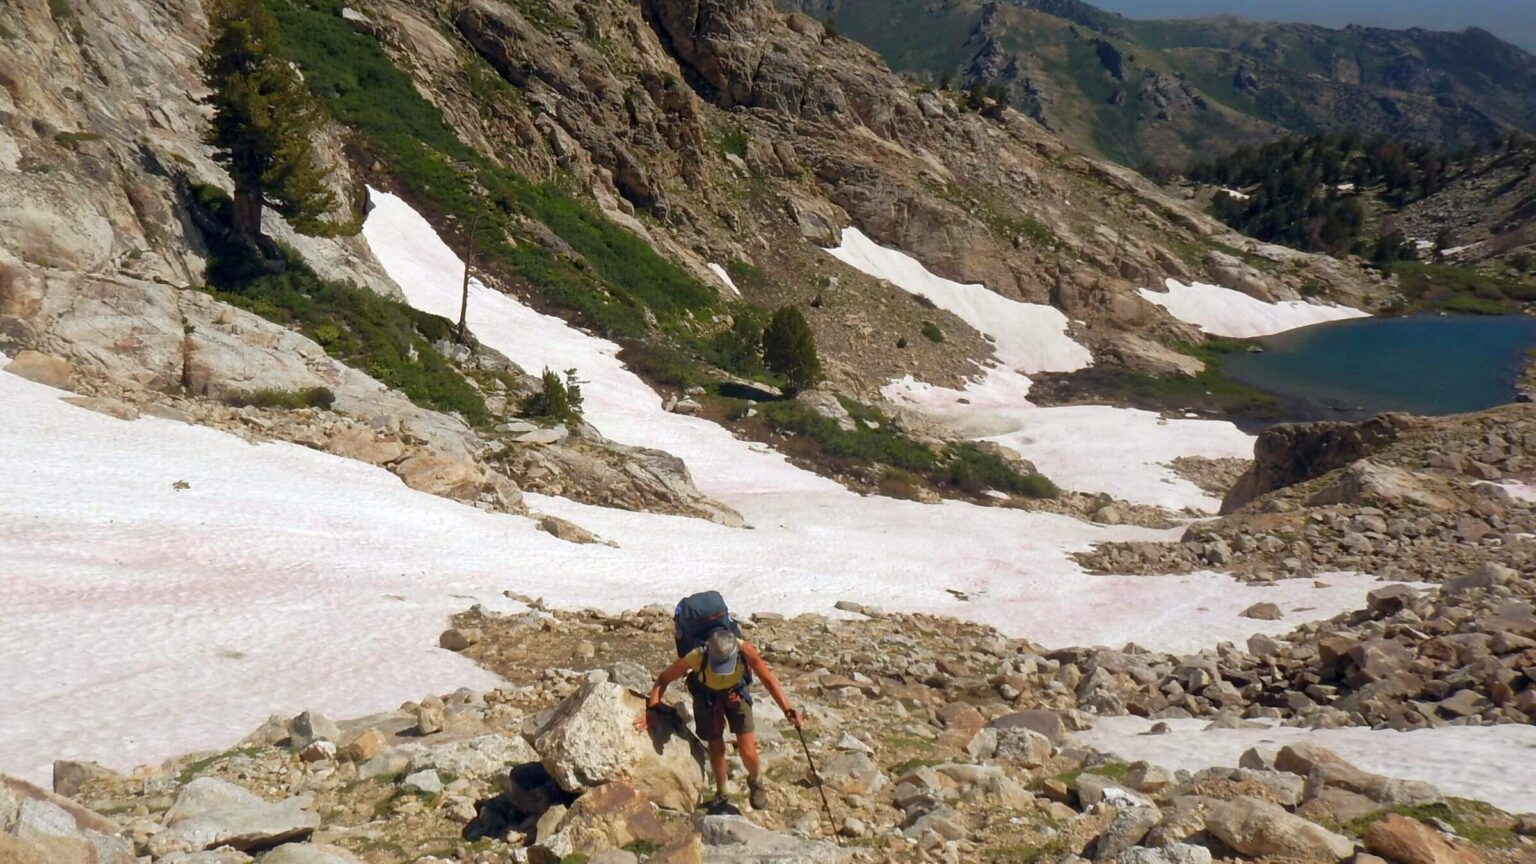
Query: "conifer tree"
762 305 822 394
202 0 337 243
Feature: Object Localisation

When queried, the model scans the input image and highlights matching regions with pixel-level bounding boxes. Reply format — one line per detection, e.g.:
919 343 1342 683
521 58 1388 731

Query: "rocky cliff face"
2 0 1388 426
386 0 1381 371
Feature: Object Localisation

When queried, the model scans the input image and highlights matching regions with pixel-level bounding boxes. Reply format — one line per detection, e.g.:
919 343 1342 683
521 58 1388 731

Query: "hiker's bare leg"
737 732 761 781
708 737 728 796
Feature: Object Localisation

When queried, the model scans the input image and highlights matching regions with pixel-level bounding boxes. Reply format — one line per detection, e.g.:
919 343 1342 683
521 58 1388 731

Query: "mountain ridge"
784 0 1536 167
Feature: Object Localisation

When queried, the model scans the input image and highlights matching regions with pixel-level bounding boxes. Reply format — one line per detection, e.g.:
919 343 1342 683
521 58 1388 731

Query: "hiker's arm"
646 656 693 709
635 656 693 732
742 642 800 726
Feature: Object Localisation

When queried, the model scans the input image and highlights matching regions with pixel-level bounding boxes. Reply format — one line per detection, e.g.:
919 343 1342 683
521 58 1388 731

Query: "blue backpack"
673 591 753 698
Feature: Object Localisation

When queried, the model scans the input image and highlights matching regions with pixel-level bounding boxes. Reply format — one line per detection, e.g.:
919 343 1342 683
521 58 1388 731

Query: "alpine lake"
1223 314 1536 422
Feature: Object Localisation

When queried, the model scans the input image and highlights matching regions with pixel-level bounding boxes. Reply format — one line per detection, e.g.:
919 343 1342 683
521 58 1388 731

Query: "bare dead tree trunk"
457 210 486 344
458 259 471 344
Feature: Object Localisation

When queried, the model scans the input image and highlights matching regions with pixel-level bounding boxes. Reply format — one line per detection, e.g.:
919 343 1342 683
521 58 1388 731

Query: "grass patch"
618 342 714 390
223 386 337 410
1343 799 1518 849
890 757 943 776
622 841 661 856
1062 337 1277 417
176 747 265 785
920 321 945 343
1389 261 1532 314
758 399 1057 499
54 131 102 149
1052 761 1130 788
716 127 750 159
267 0 716 339
195 184 487 423
986 839 1067 864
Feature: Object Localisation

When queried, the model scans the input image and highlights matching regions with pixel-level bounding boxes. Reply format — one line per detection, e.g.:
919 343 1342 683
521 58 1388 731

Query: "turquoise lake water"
1223 314 1536 421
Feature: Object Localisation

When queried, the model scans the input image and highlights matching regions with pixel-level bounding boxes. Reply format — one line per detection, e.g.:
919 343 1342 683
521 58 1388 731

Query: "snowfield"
1138 279 1369 339
0 193 1507 802
828 227 1092 375
1076 716 1536 815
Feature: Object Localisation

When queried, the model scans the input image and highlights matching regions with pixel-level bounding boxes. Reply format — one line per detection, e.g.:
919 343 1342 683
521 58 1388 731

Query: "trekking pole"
794 725 842 845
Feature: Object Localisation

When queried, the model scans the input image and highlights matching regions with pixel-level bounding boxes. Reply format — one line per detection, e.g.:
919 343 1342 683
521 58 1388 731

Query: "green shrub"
223 386 336 410
759 399 1056 499
946 444 1058 498
760 400 937 473
704 310 768 377
619 343 712 389
920 321 945 343
520 368 584 426
717 127 750 158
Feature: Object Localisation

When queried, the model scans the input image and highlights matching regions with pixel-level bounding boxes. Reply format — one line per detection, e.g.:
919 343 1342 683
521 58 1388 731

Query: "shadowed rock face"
1221 414 1411 513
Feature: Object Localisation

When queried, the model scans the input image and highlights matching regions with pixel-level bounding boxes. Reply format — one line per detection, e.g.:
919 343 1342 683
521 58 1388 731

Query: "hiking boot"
748 778 768 810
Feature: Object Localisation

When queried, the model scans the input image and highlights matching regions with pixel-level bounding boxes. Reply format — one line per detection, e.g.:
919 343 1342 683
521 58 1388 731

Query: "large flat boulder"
697 814 849 863
531 680 706 812
394 451 486 501
1305 462 1455 512
1205 797 1355 862
261 844 367 864
1363 814 1484 864
0 774 132 864
147 777 319 857
3 350 74 389
400 734 539 781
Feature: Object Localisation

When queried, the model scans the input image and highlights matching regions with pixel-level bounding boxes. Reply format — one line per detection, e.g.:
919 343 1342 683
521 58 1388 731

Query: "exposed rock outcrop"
1222 415 1412 513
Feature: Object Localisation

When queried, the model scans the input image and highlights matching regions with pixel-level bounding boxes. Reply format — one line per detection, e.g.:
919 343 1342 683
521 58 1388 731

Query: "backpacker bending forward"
634 592 800 811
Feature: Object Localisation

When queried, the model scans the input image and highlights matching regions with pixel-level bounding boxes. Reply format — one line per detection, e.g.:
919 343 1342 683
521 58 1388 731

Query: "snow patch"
882 373 1254 512
706 263 740 296
1076 715 1536 815
1217 187 1250 201
818 224 1251 511
1495 481 1536 503
827 227 1092 375
1139 279 1370 339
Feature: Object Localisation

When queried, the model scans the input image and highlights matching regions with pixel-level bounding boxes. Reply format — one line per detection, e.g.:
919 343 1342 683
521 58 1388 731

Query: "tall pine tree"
203 0 337 243
762 305 822 394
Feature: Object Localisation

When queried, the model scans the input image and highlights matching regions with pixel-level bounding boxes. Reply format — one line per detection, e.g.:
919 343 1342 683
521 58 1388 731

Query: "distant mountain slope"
784 0 1536 167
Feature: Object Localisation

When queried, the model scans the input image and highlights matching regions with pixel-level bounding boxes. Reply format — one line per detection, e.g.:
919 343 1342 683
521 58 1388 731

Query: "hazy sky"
1090 0 1536 52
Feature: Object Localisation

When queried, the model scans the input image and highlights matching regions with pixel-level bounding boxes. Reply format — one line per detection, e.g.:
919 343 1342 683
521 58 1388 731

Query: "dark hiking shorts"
692 691 754 740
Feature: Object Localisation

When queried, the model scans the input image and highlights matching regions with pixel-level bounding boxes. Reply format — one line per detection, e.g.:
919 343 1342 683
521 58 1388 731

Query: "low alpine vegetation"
520 367 585 427
193 184 488 424
222 386 336 410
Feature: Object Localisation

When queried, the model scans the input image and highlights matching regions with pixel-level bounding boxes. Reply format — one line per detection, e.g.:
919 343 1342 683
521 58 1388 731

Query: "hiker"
634 603 800 811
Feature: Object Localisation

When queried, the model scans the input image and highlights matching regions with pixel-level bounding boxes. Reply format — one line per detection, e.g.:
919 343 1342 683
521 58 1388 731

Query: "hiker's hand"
634 708 652 732
785 707 803 729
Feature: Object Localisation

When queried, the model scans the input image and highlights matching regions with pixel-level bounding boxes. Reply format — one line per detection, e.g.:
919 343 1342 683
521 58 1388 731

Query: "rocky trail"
9 598 1536 864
